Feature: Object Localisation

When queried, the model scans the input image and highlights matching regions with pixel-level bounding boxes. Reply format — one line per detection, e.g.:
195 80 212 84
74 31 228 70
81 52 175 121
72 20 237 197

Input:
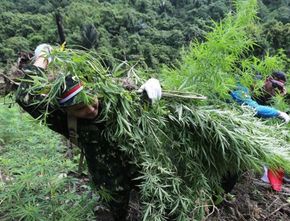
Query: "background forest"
0 0 289 70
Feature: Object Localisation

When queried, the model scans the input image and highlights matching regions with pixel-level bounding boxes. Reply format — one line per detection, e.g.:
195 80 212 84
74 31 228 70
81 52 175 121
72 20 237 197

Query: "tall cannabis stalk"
161 0 258 100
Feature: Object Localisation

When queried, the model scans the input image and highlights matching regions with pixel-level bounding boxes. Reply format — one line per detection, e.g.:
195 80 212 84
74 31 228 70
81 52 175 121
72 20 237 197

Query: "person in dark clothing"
15 43 162 221
254 71 287 105
230 83 290 122
230 70 289 122
226 72 289 193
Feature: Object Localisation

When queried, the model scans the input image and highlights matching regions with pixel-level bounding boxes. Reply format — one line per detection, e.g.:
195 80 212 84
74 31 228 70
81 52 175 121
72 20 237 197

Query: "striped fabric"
58 75 83 107
59 83 83 104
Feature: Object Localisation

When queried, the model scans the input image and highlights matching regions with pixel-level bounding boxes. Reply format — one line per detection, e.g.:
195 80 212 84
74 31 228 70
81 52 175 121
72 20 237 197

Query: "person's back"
15 43 162 220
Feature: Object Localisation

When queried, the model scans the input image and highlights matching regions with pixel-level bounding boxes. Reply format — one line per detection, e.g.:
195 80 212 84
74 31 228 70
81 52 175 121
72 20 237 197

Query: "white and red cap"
58 75 83 107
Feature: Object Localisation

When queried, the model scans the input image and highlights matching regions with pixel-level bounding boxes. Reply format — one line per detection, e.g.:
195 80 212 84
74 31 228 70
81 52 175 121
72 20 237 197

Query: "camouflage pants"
78 121 139 220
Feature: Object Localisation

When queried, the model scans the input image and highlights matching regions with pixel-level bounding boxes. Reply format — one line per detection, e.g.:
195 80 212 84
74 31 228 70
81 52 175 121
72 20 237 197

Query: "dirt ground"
70 170 290 221
208 171 290 221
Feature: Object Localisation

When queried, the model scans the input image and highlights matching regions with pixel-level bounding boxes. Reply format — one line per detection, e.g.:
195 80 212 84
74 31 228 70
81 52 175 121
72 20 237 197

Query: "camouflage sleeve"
15 65 56 118
15 65 69 137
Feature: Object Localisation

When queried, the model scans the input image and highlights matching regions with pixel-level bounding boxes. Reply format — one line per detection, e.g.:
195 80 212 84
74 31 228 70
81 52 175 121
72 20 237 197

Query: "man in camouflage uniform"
15 44 162 221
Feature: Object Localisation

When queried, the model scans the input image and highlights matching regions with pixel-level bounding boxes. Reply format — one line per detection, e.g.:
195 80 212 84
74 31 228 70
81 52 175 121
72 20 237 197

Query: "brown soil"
207 172 290 221
68 170 290 221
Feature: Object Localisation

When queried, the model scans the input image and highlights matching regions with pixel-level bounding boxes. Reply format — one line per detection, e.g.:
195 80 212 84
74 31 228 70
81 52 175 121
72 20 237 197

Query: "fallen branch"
235 207 247 221
266 197 279 211
162 91 207 100
253 180 271 189
264 203 290 220
253 179 290 195
0 73 19 86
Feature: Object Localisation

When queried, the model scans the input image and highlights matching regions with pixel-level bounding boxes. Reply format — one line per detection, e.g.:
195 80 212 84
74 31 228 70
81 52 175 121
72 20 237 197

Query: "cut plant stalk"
162 90 207 100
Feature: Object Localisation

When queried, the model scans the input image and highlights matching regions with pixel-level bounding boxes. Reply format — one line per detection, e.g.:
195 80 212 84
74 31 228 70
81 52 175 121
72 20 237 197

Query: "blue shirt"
230 85 279 118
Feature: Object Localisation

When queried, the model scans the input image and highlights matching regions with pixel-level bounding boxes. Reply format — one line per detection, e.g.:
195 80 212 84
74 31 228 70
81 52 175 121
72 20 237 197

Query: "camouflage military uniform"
16 65 139 221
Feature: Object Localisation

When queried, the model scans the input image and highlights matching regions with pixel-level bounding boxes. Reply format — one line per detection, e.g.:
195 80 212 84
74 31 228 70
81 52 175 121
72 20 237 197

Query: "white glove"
137 78 162 103
278 111 290 123
34 43 53 63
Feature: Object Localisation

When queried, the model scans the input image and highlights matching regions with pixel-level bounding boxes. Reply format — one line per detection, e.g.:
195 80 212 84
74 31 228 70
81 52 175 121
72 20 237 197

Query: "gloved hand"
137 78 162 103
34 43 53 63
278 111 290 123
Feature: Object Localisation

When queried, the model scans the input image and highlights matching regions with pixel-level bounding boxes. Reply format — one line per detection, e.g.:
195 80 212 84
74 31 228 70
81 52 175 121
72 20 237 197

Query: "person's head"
264 71 287 96
57 75 99 119
272 71 286 83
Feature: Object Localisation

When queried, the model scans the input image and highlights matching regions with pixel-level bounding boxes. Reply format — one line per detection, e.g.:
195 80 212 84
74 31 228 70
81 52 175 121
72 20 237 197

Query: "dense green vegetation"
0 103 98 220
0 0 289 70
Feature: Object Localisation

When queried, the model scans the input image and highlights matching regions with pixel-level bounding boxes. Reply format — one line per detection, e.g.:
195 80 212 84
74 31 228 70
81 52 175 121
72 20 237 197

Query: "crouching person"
230 74 289 192
15 43 162 220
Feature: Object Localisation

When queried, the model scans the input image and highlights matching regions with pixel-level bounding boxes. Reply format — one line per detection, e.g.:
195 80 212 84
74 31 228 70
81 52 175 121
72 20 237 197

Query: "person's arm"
230 85 290 122
16 44 53 116
253 104 280 118
15 67 53 119
15 65 49 118
33 56 48 69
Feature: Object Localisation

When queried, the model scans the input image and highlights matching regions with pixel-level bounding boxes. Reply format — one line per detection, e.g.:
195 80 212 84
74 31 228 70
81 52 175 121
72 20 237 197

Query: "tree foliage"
1 0 288 69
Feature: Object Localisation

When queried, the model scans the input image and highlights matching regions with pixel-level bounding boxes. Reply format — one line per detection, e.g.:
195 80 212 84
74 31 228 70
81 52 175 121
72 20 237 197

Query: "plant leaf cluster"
161 0 289 110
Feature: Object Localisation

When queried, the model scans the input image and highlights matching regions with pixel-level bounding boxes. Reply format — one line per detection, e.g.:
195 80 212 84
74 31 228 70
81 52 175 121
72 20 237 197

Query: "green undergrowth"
0 102 97 221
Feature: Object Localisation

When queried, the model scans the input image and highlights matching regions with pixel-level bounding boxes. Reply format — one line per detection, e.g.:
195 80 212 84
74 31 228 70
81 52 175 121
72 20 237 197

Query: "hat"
272 71 286 82
58 75 83 107
34 43 53 63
